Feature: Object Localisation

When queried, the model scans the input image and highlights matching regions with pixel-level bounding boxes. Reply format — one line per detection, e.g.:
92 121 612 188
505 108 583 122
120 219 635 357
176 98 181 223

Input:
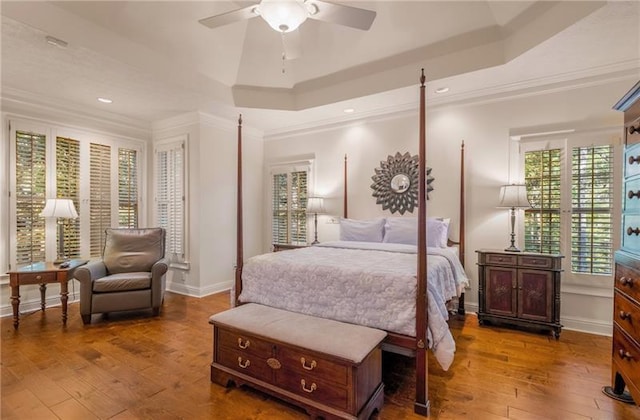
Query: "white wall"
152 112 264 297
263 78 636 335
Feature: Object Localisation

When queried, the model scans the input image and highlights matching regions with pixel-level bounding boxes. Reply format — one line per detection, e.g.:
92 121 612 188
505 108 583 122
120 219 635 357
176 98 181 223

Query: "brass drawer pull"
237 338 250 349
618 349 634 361
35 275 42 281
627 227 640 236
629 190 640 200
300 357 317 371
619 277 635 287
619 311 632 321
301 379 317 393
630 155 640 165
237 357 250 369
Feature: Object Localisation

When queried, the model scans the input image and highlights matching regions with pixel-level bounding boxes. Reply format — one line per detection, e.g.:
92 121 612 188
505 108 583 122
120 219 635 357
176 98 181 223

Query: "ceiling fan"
199 0 376 61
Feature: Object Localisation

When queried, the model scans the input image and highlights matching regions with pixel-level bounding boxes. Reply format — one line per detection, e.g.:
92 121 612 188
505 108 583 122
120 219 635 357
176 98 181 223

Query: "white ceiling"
1 1 639 135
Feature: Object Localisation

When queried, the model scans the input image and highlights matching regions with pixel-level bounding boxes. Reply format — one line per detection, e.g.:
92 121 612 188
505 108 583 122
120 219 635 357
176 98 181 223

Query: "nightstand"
476 249 563 339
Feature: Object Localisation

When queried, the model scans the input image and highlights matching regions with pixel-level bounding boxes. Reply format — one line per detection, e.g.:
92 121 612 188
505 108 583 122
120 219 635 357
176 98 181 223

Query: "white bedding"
238 240 469 370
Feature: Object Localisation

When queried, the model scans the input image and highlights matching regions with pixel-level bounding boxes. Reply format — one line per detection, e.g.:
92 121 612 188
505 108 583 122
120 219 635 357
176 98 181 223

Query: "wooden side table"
7 259 87 329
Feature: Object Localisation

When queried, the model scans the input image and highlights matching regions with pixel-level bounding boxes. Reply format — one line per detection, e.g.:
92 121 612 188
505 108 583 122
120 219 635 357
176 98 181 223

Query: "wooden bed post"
414 69 430 416
344 154 348 219
235 115 243 306
458 141 466 315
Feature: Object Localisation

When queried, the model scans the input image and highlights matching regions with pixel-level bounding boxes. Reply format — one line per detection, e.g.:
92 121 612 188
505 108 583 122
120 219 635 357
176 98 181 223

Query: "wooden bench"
209 303 386 419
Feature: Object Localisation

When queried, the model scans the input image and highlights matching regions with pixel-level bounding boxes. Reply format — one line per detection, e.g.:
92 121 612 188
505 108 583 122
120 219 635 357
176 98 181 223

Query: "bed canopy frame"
234 70 466 417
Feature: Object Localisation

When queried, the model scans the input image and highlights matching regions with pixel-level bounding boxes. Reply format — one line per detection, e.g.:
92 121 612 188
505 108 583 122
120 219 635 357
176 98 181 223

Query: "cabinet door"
518 269 553 322
485 266 517 317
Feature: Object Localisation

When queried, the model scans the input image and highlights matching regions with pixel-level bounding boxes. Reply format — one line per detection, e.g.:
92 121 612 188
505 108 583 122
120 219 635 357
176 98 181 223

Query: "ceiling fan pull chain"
281 32 286 74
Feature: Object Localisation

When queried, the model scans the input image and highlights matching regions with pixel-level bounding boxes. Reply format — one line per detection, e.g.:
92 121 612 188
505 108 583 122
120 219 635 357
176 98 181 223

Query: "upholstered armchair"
75 228 168 324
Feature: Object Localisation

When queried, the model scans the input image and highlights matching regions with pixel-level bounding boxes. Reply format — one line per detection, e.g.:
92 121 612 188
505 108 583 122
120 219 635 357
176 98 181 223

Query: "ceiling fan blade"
282 30 303 60
198 4 259 29
308 0 376 31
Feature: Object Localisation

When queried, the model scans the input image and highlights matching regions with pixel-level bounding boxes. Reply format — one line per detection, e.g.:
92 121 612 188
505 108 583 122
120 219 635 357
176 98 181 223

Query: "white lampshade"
497 184 530 209
40 198 78 219
306 197 325 214
258 0 309 33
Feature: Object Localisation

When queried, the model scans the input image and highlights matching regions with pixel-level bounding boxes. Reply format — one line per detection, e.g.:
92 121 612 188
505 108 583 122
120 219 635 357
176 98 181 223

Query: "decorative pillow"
383 217 417 245
427 217 450 248
339 218 385 242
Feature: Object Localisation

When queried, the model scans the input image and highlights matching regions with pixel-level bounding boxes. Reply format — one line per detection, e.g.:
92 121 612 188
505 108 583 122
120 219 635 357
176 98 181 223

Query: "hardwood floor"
1 291 638 419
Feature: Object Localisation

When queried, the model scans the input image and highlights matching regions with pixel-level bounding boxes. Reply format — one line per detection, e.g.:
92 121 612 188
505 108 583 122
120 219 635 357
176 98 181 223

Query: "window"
90 143 112 258
8 119 145 268
155 138 185 261
521 132 619 283
56 137 81 259
14 130 47 265
118 147 139 228
271 164 309 245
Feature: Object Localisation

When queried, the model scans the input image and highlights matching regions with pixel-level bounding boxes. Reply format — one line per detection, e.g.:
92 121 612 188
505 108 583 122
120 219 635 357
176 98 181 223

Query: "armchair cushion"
93 272 152 293
103 228 165 274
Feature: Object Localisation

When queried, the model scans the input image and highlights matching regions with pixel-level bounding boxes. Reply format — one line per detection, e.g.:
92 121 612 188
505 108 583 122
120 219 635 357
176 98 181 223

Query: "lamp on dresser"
40 198 78 264
306 196 325 245
498 184 530 252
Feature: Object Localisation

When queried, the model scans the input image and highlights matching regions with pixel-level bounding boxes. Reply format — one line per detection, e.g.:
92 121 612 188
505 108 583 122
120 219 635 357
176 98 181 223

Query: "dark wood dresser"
607 81 640 405
476 249 563 338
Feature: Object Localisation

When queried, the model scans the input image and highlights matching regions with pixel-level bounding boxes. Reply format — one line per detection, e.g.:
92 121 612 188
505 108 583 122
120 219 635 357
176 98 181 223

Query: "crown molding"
152 111 263 139
1 87 151 140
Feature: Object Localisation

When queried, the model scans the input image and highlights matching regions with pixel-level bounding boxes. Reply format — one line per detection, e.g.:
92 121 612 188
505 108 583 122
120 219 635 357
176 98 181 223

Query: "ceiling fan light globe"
258 0 309 33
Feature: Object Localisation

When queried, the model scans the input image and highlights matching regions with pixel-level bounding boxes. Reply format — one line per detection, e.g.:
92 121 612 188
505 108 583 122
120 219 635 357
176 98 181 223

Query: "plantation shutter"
118 147 138 228
90 143 112 257
524 149 562 254
156 141 184 258
56 137 81 259
271 167 308 245
15 131 47 264
571 145 613 274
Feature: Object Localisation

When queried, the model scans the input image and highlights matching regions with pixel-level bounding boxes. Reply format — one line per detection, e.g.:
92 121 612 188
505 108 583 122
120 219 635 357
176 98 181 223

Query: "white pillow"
427 217 450 248
339 218 385 242
383 217 417 245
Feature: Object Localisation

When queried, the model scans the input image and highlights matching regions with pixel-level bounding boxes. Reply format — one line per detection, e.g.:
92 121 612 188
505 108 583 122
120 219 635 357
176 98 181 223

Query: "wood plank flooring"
2 291 638 419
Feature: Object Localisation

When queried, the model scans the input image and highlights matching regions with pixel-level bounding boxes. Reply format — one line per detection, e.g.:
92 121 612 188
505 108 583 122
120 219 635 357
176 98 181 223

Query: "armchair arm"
151 258 169 308
74 261 107 316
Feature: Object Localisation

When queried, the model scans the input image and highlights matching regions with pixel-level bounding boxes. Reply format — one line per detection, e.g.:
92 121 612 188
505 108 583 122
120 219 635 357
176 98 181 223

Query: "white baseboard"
166 280 232 298
560 316 612 336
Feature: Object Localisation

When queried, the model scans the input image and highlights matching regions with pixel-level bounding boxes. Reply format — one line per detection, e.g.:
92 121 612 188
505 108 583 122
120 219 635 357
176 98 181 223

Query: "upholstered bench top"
209 303 387 364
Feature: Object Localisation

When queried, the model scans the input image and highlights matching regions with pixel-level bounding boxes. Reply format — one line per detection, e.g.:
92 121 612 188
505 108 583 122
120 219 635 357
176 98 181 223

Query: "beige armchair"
75 228 168 324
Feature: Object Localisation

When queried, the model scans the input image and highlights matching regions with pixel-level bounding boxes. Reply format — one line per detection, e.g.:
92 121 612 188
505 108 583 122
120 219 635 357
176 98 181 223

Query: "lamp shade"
40 198 78 218
306 197 325 214
258 0 309 32
497 184 530 209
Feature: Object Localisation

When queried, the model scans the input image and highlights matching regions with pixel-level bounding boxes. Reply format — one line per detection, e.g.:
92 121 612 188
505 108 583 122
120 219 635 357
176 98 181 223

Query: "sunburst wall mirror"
370 152 434 215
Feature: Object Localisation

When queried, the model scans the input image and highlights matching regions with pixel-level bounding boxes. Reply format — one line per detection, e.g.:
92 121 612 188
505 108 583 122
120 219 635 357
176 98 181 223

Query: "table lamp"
306 197 325 245
40 198 78 264
497 184 530 252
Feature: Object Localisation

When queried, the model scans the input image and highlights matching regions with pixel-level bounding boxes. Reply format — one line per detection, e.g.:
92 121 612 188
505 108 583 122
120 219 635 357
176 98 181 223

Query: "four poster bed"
233 70 467 416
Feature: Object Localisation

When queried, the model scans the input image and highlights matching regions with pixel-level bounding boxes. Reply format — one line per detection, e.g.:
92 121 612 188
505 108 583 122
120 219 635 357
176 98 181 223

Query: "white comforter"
238 241 469 370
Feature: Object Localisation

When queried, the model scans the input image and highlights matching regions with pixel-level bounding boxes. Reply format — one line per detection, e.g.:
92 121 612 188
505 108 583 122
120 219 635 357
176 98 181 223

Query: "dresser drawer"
615 262 640 304
278 346 349 387
626 120 640 146
276 371 349 411
622 215 640 253
613 291 640 344
625 142 640 177
215 346 273 383
612 327 640 392
518 255 553 269
624 178 640 212
485 253 517 266
216 327 274 358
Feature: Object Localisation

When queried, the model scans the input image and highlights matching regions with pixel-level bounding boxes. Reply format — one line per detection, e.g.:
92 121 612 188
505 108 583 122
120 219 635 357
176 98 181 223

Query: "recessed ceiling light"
97 97 113 104
45 35 68 49
343 108 355 114
435 87 449 94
